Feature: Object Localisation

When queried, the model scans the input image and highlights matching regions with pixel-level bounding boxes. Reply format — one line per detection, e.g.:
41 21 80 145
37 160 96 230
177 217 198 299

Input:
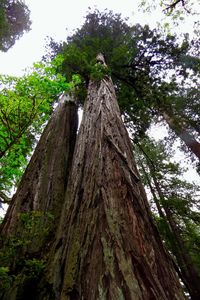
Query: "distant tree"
0 0 31 51
135 136 200 299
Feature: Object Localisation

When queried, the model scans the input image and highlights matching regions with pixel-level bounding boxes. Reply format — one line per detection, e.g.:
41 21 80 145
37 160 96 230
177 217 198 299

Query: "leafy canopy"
0 0 31 51
0 55 80 202
135 136 200 278
47 9 199 141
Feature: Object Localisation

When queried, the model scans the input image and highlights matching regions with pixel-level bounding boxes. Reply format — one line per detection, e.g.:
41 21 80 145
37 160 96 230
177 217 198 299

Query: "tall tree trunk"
0 95 78 299
42 59 185 299
182 116 200 136
162 111 200 160
0 58 185 299
1 95 78 237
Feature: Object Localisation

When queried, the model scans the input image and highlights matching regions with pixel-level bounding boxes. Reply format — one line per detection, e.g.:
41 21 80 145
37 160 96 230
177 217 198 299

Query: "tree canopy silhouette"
0 0 31 51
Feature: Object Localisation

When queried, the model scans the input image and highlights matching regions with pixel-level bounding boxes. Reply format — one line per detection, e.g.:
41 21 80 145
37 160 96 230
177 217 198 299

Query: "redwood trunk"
0 96 78 299
0 66 185 299
44 71 185 299
1 95 78 237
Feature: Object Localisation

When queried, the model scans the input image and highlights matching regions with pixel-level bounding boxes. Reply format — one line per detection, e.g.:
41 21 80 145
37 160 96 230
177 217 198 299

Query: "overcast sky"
0 0 198 76
1 0 138 75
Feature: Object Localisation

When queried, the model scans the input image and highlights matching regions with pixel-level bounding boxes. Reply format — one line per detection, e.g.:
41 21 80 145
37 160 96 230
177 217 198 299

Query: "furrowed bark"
0 57 186 299
1 95 78 237
47 68 185 299
0 95 78 299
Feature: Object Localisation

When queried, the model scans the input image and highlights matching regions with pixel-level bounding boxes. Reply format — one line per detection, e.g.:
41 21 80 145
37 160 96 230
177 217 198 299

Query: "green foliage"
153 215 174 249
0 266 13 290
0 0 31 51
18 210 54 237
0 258 45 293
47 9 199 147
0 210 53 294
90 63 111 81
47 9 132 102
0 211 54 264
24 258 45 278
135 136 200 282
0 55 81 199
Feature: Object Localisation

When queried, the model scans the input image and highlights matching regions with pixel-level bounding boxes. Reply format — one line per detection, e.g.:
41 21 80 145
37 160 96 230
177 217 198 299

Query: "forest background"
0 0 200 298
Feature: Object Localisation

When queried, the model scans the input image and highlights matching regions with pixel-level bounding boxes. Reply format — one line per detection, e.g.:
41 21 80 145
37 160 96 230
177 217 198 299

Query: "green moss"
104 206 123 241
98 284 107 300
63 230 81 293
0 210 53 295
17 210 54 250
98 277 125 300
101 237 115 278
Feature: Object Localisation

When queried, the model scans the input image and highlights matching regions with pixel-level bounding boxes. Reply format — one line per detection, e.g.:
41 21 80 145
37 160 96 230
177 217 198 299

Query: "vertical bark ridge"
1 97 78 238
49 77 185 300
0 95 78 255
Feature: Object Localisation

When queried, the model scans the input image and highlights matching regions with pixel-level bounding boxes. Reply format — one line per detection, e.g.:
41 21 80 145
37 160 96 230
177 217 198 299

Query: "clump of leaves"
90 63 111 81
0 211 54 268
0 55 81 200
24 258 45 279
0 0 31 51
0 266 13 290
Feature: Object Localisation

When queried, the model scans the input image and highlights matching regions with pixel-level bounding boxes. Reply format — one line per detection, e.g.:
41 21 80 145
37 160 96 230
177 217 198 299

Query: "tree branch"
0 191 11 204
164 0 185 11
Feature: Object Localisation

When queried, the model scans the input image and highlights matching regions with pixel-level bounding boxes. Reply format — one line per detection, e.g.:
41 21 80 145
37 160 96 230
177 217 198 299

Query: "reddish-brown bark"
45 63 185 299
0 95 78 250
0 59 185 299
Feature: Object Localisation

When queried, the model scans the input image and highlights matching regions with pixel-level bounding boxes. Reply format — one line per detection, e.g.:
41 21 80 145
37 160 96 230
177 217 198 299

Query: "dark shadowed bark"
42 59 185 300
0 95 78 299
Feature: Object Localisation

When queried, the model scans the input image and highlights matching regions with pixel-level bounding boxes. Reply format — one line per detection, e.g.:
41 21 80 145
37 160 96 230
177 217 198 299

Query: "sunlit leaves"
0 55 81 197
